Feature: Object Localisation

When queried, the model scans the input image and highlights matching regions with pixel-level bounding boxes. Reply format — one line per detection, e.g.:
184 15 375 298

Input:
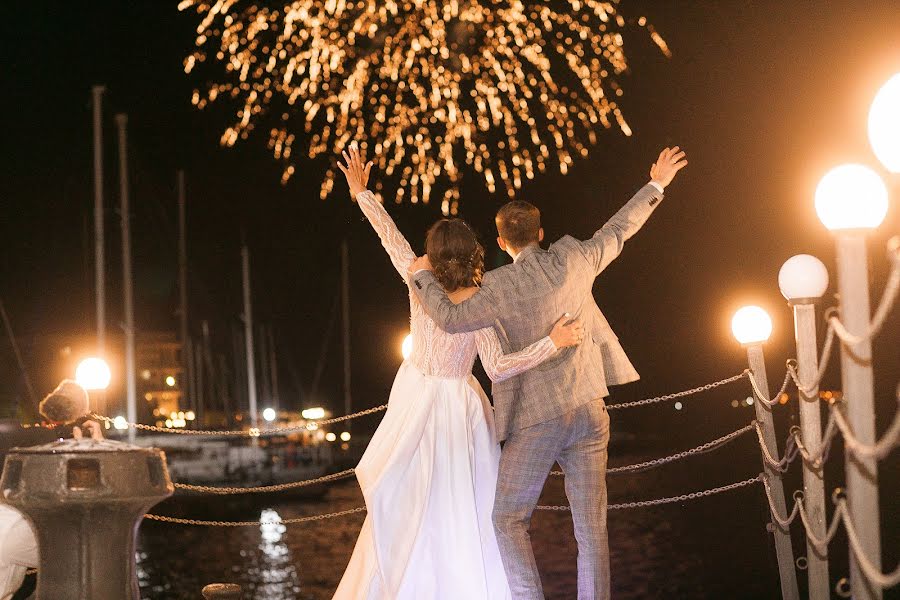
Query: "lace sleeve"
355 190 416 283
474 327 558 383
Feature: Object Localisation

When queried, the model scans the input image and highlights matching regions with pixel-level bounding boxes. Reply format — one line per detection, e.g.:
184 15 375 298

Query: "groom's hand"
649 146 688 190
408 254 433 277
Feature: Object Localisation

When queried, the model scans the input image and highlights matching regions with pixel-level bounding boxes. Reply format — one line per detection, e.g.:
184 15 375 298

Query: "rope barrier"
605 371 747 410
746 369 793 408
550 423 754 476
92 404 388 437
829 392 900 461
145 475 762 527
761 476 900 589
173 469 357 494
827 239 900 348
753 422 800 473
786 324 837 397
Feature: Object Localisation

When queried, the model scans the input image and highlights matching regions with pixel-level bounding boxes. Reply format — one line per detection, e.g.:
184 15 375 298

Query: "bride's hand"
338 143 374 198
549 314 584 349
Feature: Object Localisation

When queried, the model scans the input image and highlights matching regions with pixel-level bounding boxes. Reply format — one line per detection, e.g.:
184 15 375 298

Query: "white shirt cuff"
648 181 664 194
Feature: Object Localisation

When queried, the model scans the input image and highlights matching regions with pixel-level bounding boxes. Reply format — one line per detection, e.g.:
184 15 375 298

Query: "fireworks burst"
179 0 669 214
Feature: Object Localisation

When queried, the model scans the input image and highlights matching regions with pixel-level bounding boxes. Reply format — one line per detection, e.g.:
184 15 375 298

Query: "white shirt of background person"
0 504 38 600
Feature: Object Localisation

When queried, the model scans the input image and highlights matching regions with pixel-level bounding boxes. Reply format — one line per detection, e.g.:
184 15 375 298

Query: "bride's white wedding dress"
332 191 560 600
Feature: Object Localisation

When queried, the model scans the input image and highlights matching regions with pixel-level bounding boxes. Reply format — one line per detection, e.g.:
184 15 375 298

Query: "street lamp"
814 164 888 231
816 163 888 600
401 333 413 360
730 305 772 345
731 306 799 600
868 72 900 173
75 358 111 390
779 255 830 599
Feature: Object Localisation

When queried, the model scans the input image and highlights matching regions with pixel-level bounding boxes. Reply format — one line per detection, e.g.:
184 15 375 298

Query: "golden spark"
180 0 670 214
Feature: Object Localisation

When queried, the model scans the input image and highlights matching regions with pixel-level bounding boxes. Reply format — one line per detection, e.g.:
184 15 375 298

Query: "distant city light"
325 432 337 442
674 401 683 411
340 432 352 442
75 357 111 390
307 422 319 431
262 408 277 422
113 416 128 430
747 397 755 406
165 375 177 387
140 369 152 380
185 410 196 421
301 407 326 420
731 400 740 408
401 334 413 360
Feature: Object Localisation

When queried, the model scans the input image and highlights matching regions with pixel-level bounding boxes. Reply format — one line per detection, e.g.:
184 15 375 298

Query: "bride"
332 145 583 600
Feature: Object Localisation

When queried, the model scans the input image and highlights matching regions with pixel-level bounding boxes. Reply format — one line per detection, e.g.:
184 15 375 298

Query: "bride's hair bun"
425 219 484 292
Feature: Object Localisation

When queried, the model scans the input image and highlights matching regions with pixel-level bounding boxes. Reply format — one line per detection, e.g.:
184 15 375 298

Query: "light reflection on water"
255 509 302 598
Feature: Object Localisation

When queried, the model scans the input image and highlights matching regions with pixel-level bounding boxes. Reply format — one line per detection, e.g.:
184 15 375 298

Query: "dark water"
135 435 817 600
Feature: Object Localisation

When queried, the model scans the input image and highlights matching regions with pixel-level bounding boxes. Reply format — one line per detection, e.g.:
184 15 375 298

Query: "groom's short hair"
496 201 541 250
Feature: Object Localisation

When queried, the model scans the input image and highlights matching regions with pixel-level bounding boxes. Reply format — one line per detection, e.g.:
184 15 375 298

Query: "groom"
408 147 688 599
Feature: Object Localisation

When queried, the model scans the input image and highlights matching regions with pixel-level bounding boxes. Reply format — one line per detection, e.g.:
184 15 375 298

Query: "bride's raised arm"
338 144 416 283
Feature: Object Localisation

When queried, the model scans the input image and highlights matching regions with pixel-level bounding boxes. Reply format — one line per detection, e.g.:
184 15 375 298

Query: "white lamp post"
868 72 900 173
816 164 888 600
731 307 799 600
779 255 830 600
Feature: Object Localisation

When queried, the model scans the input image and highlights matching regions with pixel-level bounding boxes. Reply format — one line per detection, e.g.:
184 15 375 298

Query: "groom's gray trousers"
493 399 611 600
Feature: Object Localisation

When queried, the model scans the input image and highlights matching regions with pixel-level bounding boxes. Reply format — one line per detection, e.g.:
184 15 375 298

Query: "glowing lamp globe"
868 72 900 173
731 306 773 345
815 164 888 231
262 407 277 422
401 334 413 360
75 357 112 390
778 255 829 301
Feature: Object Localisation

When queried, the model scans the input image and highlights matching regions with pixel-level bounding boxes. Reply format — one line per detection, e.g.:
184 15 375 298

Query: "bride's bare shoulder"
447 286 479 304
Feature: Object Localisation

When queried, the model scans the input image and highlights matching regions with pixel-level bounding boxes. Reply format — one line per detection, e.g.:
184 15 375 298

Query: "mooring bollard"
0 437 173 600
202 583 243 599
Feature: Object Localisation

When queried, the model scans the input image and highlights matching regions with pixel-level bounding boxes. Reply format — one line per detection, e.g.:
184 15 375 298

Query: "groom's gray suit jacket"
412 183 664 441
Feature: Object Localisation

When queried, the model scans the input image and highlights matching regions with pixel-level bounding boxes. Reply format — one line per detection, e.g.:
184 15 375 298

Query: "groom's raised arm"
578 146 687 276
410 269 501 334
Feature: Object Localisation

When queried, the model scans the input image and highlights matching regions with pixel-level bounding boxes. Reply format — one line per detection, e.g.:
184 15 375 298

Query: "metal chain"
174 469 356 494
746 369 793 409
828 239 900 347
92 404 388 437
605 371 747 410
550 424 753 477
147 476 762 526
538 475 762 511
144 507 367 527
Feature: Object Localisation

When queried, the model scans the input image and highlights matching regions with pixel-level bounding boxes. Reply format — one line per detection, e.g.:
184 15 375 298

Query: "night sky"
2 0 898 449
